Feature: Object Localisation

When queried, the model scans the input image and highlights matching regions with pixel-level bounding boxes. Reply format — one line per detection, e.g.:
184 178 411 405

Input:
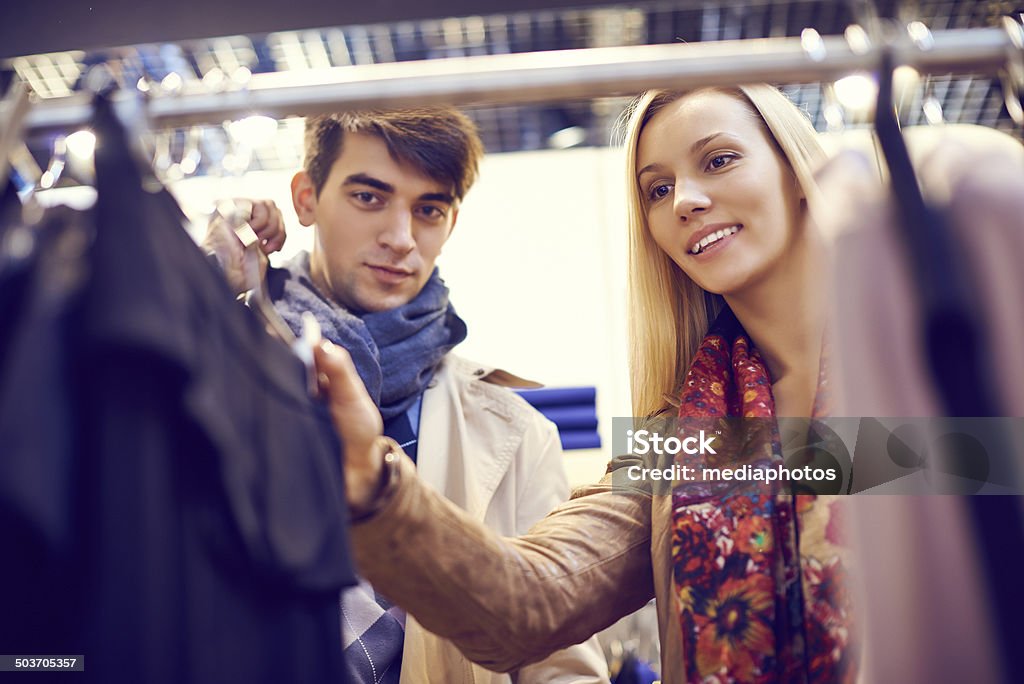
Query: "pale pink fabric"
818 126 1024 684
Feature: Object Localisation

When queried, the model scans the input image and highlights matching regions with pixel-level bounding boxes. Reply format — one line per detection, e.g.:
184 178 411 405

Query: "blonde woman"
316 85 856 684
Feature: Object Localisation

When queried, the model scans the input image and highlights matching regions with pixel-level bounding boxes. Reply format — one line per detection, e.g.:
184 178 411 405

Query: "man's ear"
291 171 318 227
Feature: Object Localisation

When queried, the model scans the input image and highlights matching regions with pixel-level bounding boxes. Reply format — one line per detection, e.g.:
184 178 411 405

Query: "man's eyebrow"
343 174 453 204
637 132 729 179
420 192 454 204
343 173 394 193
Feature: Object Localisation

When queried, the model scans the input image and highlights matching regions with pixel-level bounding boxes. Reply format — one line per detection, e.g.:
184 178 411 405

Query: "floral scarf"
670 307 856 683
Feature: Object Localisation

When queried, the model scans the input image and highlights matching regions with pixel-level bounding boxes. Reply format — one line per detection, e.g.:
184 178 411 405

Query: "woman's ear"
291 171 317 226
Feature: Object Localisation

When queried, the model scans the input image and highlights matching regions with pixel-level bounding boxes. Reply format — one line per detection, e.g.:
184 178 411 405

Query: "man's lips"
366 263 414 283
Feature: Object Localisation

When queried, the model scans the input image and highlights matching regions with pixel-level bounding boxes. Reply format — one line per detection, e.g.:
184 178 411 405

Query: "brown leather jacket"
351 449 692 683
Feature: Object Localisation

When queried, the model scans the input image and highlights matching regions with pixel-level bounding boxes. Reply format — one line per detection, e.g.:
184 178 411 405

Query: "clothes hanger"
999 15 1024 134
0 82 32 273
212 198 319 394
213 198 296 342
0 84 64 270
873 45 999 417
0 81 32 190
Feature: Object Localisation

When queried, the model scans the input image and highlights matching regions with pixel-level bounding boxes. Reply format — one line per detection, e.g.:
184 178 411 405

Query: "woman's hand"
314 340 388 512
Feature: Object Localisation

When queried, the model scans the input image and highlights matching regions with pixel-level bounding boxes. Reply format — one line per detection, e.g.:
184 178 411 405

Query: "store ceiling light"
923 97 945 125
800 28 826 62
65 129 96 160
161 72 184 93
832 73 877 114
548 125 586 149
231 66 252 85
228 115 278 146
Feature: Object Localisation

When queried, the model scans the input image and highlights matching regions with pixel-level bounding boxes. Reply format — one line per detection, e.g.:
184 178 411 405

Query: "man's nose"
378 210 416 253
673 179 712 222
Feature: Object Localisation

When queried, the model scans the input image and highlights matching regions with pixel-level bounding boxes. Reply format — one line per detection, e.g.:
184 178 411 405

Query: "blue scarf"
269 252 467 420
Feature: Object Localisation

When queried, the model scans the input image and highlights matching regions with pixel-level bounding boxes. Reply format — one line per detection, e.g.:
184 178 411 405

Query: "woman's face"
636 90 805 297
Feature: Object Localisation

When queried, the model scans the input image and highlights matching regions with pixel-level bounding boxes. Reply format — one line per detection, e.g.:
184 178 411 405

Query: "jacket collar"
417 355 538 519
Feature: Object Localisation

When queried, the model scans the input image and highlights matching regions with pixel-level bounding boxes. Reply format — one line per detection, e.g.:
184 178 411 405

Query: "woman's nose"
673 180 711 221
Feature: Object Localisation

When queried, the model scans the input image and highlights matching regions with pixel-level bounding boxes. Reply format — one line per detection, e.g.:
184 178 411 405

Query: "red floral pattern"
695 575 776 680
670 309 855 683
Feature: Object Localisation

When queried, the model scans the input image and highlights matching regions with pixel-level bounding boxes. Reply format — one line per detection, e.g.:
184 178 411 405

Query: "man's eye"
353 191 378 204
420 206 446 219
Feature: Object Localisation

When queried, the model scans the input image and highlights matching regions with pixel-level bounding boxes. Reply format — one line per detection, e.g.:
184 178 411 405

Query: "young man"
203 109 609 684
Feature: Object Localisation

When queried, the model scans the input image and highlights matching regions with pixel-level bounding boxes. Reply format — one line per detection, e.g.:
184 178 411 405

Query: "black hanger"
873 48 998 417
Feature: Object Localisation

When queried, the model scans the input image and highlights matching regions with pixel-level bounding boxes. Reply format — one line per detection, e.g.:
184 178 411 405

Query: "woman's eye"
648 183 672 201
707 154 736 171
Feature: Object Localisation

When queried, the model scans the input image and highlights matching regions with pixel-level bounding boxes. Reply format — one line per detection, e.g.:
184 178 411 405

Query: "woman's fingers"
314 340 388 509
314 340 384 453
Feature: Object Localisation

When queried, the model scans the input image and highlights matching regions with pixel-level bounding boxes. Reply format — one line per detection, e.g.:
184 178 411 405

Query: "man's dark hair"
303 108 484 202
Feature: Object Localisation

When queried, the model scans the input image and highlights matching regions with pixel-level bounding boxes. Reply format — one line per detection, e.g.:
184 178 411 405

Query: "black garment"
0 95 355 683
0 205 89 659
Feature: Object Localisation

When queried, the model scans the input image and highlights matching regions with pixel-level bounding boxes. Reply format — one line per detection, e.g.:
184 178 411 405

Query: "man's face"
293 132 458 313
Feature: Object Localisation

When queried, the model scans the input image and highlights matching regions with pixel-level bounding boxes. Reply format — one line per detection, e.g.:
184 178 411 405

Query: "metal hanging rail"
16 24 1024 132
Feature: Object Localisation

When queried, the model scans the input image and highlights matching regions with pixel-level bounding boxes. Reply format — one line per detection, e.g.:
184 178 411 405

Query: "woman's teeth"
691 225 741 255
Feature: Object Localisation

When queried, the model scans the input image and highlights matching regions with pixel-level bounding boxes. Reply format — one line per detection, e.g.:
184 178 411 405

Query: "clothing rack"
15 24 1022 132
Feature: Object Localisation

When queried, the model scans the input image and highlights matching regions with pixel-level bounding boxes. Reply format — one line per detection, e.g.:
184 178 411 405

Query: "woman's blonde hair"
618 84 825 417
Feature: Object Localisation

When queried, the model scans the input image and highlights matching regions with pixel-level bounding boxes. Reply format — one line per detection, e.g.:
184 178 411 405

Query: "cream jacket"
398 354 610 684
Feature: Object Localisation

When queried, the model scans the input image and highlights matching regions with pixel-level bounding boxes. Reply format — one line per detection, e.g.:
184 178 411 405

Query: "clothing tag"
297 312 320 396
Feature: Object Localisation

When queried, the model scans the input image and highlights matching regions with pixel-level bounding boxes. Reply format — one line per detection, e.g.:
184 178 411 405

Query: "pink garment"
820 126 1024 683
823 126 1024 416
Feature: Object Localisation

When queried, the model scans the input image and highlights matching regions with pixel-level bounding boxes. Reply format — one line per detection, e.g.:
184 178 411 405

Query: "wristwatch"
349 435 403 523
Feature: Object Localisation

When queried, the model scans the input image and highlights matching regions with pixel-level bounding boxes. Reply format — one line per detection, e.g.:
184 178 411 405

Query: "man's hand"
314 340 388 511
201 199 286 295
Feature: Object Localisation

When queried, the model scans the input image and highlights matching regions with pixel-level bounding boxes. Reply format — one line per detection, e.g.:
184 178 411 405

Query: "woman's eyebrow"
637 131 732 179
690 132 725 154
636 162 661 179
